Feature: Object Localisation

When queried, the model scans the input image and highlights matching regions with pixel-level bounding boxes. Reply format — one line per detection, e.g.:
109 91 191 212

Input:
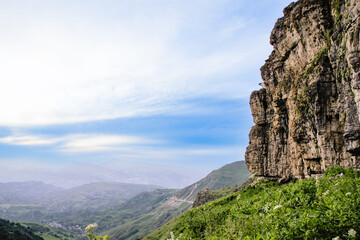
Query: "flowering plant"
85 223 109 240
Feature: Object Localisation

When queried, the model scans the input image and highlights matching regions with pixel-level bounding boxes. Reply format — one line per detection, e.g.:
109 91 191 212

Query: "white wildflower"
332 237 340 240
323 190 330 196
348 228 356 238
337 173 344 178
346 192 351 196
273 205 282 210
264 205 270 212
85 223 98 232
168 231 175 240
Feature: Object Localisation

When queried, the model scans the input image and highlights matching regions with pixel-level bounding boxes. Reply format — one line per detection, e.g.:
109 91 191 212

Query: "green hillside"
0 182 162 223
19 222 80 240
0 218 43 240
41 182 162 212
103 194 190 240
61 189 178 233
176 161 251 201
99 161 250 239
0 161 250 240
145 167 360 240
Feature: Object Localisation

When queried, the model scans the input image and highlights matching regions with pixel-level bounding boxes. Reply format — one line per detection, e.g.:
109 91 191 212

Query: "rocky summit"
246 0 360 180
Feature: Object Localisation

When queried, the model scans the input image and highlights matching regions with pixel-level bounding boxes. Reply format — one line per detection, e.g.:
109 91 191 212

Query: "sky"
0 0 294 188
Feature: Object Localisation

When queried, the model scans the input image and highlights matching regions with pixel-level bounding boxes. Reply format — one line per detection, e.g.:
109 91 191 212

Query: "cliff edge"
245 0 360 180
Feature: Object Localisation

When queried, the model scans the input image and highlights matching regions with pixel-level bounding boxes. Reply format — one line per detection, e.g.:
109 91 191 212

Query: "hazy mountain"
41 182 163 212
0 161 250 240
0 162 210 189
40 163 134 189
0 182 63 204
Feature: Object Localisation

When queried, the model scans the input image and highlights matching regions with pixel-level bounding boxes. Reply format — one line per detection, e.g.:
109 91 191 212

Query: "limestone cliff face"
245 0 360 180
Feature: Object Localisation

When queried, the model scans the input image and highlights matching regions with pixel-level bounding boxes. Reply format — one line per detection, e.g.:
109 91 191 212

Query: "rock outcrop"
246 0 360 180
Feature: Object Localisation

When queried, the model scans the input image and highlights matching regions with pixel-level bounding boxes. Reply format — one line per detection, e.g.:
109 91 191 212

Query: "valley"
0 161 250 240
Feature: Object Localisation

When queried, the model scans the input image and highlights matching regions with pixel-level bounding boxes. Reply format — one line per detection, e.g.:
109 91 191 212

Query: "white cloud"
0 0 269 127
0 135 59 146
59 134 157 152
0 133 157 152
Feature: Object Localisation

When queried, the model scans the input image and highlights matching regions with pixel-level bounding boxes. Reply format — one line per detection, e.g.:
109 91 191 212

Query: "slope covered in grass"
19 222 80 240
100 161 250 239
146 167 360 240
0 218 44 240
176 161 251 201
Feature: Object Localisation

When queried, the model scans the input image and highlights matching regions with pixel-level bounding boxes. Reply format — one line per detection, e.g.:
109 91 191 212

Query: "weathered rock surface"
246 0 360 180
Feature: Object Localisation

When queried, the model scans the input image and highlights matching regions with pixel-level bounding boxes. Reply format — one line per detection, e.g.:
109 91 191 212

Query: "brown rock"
246 0 360 180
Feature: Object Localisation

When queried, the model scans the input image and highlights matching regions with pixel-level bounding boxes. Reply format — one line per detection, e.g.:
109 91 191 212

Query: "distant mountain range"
0 162 210 189
41 182 163 212
0 161 250 240
0 181 63 204
0 181 161 210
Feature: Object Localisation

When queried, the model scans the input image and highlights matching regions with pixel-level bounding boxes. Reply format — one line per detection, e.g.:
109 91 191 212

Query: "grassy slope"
102 161 251 240
176 161 251 201
0 218 44 240
80 189 178 233
19 222 80 240
146 167 360 240
104 200 190 240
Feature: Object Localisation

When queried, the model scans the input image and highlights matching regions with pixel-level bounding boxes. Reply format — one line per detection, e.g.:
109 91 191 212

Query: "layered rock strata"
245 0 360 180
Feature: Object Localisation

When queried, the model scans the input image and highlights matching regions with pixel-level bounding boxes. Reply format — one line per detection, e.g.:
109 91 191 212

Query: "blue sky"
0 0 293 188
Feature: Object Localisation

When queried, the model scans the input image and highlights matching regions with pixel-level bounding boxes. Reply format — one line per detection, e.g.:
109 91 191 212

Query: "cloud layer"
0 0 291 127
0 133 156 152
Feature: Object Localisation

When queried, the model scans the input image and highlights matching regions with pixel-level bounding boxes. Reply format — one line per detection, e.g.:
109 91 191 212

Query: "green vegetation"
301 47 329 80
0 182 162 222
0 218 43 240
0 162 250 240
103 198 190 240
176 161 251 200
101 161 250 239
41 182 162 212
202 185 241 197
19 222 80 240
326 29 333 47
334 0 345 21
293 46 331 136
146 167 360 240
86 223 108 240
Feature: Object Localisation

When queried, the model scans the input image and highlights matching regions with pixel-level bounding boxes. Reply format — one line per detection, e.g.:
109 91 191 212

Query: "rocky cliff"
245 0 360 180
